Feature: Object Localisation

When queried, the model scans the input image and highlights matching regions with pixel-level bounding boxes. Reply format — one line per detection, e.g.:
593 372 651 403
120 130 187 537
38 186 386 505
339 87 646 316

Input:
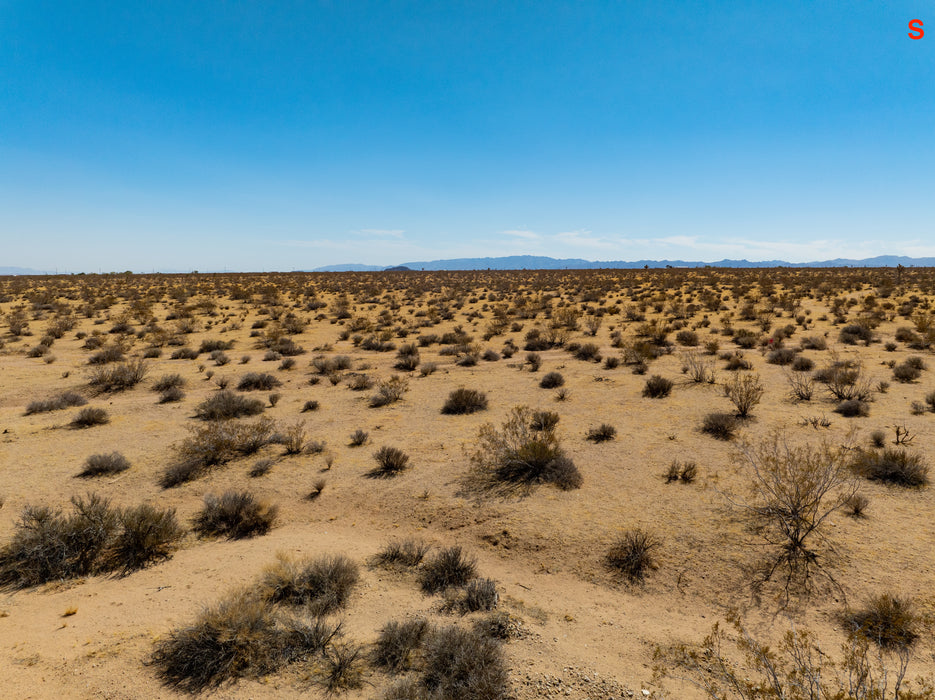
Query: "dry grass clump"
441 388 488 415
349 428 369 446
368 446 411 478
420 546 477 594
236 372 282 391
77 451 130 477
418 625 509 700
850 448 929 487
373 539 430 569
87 358 147 392
194 390 265 420
151 373 185 392
70 406 109 428
469 405 581 492
192 491 278 539
701 412 737 440
259 553 360 615
25 390 87 415
0 494 182 588
605 529 660 583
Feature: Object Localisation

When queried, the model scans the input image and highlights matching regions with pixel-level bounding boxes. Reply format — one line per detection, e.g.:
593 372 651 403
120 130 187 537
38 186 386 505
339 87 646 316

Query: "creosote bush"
193 491 278 539
441 387 488 415
470 405 581 492
724 372 764 418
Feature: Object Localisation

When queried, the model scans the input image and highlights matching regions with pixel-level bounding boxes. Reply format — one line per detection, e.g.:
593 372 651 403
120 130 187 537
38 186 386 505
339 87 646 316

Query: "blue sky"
1 1 933 271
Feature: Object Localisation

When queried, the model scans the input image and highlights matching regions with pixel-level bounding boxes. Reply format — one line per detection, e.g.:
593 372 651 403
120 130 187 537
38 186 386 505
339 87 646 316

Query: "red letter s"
909 19 924 40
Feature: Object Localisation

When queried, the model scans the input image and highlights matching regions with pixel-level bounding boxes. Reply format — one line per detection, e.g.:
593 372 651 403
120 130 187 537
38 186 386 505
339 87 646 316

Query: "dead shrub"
372 618 430 673
25 390 87 415
441 388 488 415
194 390 265 420
88 358 147 392
260 553 360 615
850 448 929 487
369 446 410 477
844 594 918 649
373 539 430 569
77 451 130 477
420 546 477 594
236 372 281 391
70 406 109 428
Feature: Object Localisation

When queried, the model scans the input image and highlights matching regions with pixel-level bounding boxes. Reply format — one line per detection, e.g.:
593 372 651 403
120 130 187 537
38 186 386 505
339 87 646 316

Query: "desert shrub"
88 358 147 392
470 406 581 491
420 361 438 376
869 430 886 448
845 492 869 518
0 494 181 587
844 594 918 649
151 593 330 692
458 578 499 613
320 643 365 693
572 342 601 362
839 323 873 345
766 348 796 365
642 374 673 398
724 353 753 371
71 406 109 428
603 355 620 369
170 347 199 360
78 451 130 477
158 386 185 403
307 478 326 500
525 351 542 371
209 350 230 366
279 421 305 454
194 390 265 420
372 618 430 673
675 329 698 346
346 373 374 391
370 375 409 407
260 553 360 615
88 344 125 364
193 491 278 539
249 458 275 478
441 388 488 415
682 351 716 383
482 348 500 361
301 399 319 412
606 529 660 583
161 418 276 487
421 547 478 594
199 339 234 353
539 371 564 388
0 494 117 587
790 355 814 372
369 446 410 477
394 343 421 371
586 423 617 442
108 503 183 574
25 390 87 415
850 449 929 487
834 399 869 417
724 372 763 417
733 432 859 599
373 539 430 568
785 371 814 401
893 361 922 383
348 428 369 446
236 372 281 391
152 373 185 392
666 459 697 483
420 626 509 700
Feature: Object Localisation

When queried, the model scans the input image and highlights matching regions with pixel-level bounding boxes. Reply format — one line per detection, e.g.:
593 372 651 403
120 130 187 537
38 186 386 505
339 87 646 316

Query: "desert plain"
1 267 933 699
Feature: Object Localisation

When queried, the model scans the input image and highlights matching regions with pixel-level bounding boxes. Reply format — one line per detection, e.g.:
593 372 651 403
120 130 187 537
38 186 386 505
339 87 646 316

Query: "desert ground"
0 267 933 699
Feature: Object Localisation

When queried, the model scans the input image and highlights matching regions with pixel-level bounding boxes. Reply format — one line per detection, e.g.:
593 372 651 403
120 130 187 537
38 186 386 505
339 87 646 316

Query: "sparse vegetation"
606 528 660 583
441 387 488 414
193 491 278 539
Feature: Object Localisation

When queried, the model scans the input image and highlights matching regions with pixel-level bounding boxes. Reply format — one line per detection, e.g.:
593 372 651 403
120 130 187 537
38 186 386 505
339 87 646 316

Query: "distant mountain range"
3 255 933 276
310 254 935 272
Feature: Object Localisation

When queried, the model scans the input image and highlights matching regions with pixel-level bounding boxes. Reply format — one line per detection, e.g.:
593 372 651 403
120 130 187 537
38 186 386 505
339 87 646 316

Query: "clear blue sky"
1 1 933 271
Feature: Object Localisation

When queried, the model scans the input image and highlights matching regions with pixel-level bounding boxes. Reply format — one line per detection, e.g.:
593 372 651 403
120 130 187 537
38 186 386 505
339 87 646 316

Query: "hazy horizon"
2 3 932 271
